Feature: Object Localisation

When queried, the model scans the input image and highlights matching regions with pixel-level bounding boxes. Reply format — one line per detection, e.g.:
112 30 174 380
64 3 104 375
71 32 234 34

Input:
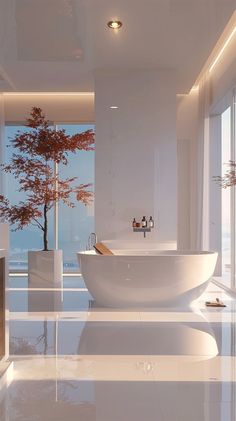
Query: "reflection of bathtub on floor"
77 250 218 307
78 311 218 360
77 312 219 421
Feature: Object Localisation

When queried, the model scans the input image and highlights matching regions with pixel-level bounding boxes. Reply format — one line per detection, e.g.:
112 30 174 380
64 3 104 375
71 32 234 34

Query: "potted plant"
215 160 236 188
0 107 94 286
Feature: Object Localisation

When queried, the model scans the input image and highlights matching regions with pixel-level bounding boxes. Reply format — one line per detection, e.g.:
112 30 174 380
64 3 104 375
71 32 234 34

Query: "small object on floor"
205 297 226 307
94 242 114 255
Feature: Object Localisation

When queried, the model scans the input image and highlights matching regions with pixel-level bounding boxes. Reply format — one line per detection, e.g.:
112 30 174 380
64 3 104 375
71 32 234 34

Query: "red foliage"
0 107 95 250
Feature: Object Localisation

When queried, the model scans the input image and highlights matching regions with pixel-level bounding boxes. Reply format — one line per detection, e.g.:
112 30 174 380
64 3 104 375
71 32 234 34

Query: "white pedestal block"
28 250 63 288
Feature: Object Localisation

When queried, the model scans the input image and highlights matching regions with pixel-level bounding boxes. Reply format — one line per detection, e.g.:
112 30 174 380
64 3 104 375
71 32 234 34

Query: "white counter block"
0 249 9 366
28 250 63 288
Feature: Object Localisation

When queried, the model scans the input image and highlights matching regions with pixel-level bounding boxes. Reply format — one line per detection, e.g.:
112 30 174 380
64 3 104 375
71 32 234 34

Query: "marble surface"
0 276 235 420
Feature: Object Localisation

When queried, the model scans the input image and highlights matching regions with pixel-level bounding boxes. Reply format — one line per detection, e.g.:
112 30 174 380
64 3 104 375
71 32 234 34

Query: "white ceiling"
0 0 236 93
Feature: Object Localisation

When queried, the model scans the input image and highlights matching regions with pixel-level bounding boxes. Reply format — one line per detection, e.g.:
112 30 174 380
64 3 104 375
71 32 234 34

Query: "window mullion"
54 125 59 250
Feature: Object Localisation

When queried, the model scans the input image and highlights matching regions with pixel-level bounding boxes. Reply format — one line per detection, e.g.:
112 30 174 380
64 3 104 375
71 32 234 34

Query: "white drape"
190 75 210 250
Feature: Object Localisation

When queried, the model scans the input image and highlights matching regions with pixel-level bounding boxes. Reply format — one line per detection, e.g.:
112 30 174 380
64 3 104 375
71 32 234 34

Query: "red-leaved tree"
0 107 95 251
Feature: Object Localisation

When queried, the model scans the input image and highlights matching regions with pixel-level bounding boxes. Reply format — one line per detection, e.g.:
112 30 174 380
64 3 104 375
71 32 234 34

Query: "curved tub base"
87 280 210 309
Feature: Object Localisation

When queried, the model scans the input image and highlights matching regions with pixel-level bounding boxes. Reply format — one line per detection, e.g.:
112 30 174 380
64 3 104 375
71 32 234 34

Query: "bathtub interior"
102 240 177 251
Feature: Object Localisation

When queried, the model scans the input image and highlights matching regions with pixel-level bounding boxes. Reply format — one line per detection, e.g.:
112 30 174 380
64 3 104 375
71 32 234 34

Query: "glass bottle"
149 216 154 228
142 216 147 228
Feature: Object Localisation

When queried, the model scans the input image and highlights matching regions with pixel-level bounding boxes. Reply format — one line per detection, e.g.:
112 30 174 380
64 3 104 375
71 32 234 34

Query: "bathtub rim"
78 250 218 257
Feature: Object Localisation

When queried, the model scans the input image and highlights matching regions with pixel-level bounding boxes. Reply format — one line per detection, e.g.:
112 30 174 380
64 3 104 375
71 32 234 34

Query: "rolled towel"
205 298 226 307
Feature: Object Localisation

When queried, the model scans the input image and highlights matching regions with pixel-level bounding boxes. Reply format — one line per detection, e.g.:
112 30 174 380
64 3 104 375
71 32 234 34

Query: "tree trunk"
43 204 48 251
43 320 48 355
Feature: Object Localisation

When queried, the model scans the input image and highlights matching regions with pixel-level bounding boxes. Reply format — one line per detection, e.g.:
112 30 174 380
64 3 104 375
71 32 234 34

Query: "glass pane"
234 93 236 289
221 107 231 286
57 124 95 272
5 126 54 272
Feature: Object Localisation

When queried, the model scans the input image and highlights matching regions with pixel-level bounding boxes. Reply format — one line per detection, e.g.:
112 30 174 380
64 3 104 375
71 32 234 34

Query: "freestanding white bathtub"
77 250 218 308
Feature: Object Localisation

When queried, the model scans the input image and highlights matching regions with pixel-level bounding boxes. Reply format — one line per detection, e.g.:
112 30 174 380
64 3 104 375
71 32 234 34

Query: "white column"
95 70 177 246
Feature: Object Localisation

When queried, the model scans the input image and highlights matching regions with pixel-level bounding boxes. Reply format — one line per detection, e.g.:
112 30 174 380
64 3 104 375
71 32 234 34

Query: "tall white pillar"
95 69 177 246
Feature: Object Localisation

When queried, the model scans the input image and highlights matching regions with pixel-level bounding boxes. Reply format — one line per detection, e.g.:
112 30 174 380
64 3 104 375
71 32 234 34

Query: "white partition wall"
95 70 177 244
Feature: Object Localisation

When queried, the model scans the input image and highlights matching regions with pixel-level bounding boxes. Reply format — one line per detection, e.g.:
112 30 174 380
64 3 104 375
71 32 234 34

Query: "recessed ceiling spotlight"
107 20 122 30
110 106 119 109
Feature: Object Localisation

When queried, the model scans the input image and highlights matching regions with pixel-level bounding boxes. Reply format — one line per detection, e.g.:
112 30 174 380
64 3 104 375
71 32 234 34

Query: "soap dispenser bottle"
142 216 147 228
149 216 154 228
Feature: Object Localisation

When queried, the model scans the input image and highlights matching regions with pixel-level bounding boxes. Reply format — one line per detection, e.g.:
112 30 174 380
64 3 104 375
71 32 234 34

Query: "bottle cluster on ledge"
132 216 154 229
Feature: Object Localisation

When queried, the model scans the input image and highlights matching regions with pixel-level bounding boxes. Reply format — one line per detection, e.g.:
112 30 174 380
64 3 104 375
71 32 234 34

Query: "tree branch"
32 217 44 231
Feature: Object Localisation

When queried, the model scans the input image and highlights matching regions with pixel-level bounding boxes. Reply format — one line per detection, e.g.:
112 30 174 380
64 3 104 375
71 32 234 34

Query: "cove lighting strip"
209 25 236 73
3 92 94 96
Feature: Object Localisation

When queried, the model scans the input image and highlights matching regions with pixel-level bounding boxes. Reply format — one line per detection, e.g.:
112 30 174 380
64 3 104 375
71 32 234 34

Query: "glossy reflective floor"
1 275 236 420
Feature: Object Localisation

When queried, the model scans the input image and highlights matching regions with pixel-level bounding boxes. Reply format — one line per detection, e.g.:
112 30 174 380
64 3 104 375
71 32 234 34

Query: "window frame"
209 88 236 289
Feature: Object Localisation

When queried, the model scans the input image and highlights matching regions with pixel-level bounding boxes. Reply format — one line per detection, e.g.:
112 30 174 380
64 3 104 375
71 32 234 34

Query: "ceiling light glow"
110 106 118 109
107 20 122 30
209 26 236 72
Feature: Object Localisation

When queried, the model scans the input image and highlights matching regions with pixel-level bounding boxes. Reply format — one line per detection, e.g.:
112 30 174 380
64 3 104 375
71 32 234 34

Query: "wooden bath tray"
94 242 114 255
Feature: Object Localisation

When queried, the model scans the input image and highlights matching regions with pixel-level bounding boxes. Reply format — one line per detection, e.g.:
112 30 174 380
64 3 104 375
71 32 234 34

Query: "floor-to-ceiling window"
211 90 236 290
4 123 95 273
221 107 232 286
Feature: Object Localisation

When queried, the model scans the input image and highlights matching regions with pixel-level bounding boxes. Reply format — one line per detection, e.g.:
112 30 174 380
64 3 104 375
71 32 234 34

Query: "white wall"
95 70 177 244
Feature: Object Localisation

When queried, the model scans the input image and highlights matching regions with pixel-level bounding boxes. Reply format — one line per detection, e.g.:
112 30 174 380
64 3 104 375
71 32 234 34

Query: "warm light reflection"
13 355 234 382
6 363 14 386
9 308 232 322
3 92 94 96
190 85 199 92
10 273 82 277
9 287 87 292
